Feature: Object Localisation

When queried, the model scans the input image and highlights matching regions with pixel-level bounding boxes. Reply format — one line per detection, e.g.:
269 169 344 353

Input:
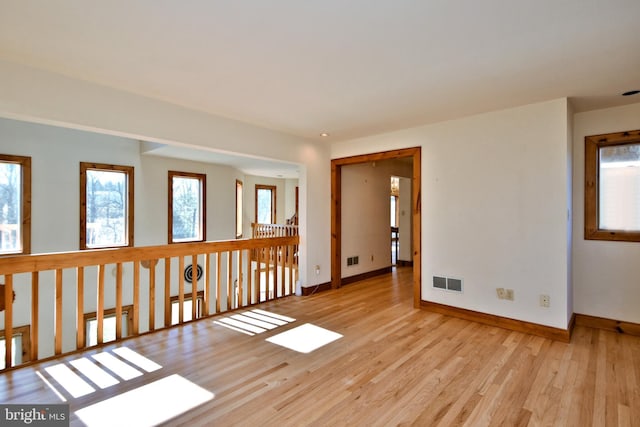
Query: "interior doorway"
331 147 421 308
390 175 413 268
390 176 399 266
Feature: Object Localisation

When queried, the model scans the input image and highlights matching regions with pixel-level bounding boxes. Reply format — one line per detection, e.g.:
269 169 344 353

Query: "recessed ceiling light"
319 132 330 137
622 90 640 96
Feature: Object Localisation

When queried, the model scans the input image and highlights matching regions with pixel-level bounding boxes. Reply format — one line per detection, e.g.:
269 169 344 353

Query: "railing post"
4 275 13 369
247 249 253 305
238 250 243 307
256 246 262 302
164 258 171 328
203 253 210 317
280 244 285 297
96 265 105 346
55 269 63 354
149 259 156 331
227 251 233 310
115 263 123 339
178 256 185 324
216 253 222 313
76 268 84 349
265 247 272 300
31 272 39 361
133 261 140 335
191 254 198 321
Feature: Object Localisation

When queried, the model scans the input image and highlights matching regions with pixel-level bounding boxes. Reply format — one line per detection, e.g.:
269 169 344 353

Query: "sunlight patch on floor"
75 374 214 427
230 313 279 330
213 309 296 336
241 310 290 326
213 320 256 336
91 352 143 381
112 347 162 372
251 308 295 323
70 357 119 389
266 323 343 354
215 317 266 334
37 347 163 401
44 364 95 398
35 370 67 402
34 347 213 426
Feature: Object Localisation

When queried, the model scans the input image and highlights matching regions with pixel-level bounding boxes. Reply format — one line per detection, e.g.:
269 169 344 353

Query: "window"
255 185 276 224
80 163 134 249
0 325 31 370
84 306 133 347
390 195 398 227
390 176 400 228
585 129 640 241
236 180 243 238
170 291 204 325
169 171 206 243
0 155 31 255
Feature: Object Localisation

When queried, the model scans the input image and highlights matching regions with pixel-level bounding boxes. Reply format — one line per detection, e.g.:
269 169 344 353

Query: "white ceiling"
1 1 639 145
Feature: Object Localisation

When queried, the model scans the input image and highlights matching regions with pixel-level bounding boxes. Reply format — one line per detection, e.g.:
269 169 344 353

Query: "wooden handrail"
251 223 299 238
0 236 299 371
0 237 297 275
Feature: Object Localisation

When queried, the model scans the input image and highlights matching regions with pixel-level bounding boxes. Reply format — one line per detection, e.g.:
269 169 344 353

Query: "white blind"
599 144 640 231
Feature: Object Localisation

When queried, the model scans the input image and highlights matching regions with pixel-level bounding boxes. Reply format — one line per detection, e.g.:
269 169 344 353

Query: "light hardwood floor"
1 267 639 426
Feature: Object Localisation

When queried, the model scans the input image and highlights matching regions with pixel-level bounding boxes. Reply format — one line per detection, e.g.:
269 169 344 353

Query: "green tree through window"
80 163 134 249
0 154 31 255
255 185 276 224
169 171 206 243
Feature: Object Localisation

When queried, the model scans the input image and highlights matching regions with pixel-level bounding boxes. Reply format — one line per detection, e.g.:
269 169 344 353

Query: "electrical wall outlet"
497 288 514 301
540 294 550 307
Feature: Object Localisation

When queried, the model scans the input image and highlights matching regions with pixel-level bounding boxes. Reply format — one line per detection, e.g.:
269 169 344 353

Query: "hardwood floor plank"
407 326 508 426
1 267 639 426
594 331 609 426
570 326 598 427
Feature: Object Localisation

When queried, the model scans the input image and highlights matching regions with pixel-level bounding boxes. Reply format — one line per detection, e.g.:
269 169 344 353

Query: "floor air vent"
433 275 463 293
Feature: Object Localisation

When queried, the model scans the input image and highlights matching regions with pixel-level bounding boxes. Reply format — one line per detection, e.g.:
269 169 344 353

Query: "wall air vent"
433 275 463 293
447 278 462 292
433 276 447 289
184 264 203 283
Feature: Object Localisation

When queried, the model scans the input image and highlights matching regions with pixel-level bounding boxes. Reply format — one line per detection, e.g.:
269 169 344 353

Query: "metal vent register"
184 264 203 283
433 276 463 293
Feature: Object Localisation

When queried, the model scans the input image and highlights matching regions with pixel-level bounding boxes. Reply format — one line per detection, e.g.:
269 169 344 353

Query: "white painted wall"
0 118 138 253
333 99 572 329
242 175 298 237
0 117 241 251
0 60 332 289
341 159 413 278
566 103 574 321
398 177 412 262
341 163 390 277
572 102 640 323
284 178 298 222
139 153 243 244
